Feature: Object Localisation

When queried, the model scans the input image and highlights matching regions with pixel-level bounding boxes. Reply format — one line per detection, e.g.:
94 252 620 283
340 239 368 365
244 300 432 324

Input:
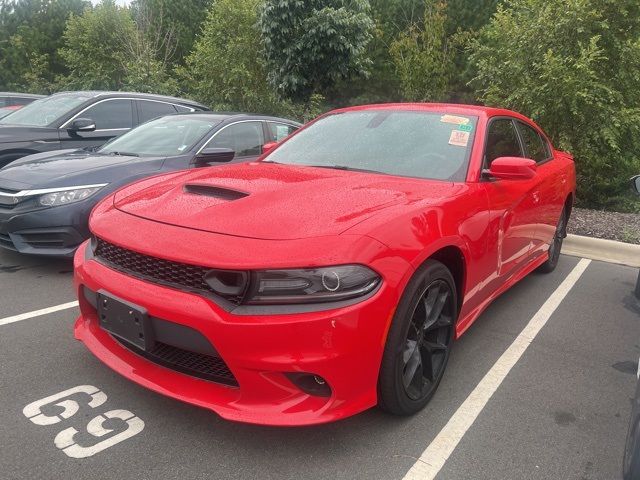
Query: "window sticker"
449 130 470 147
458 124 473 132
440 115 470 125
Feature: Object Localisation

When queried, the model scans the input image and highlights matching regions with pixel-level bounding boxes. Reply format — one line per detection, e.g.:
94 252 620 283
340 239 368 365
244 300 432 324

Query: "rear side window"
267 122 298 142
83 99 133 130
516 121 549 163
485 118 523 166
137 100 177 123
175 105 195 113
208 122 264 158
13 97 36 106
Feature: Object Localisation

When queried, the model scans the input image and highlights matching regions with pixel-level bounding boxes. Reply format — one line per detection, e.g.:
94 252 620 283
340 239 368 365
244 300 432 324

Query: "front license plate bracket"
97 291 154 351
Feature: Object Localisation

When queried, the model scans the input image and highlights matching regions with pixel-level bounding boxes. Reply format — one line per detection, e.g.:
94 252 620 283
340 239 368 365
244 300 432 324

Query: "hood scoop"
183 184 249 201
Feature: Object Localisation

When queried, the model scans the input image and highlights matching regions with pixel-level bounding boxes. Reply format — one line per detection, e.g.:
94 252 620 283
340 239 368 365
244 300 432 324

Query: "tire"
378 260 457 415
538 207 567 273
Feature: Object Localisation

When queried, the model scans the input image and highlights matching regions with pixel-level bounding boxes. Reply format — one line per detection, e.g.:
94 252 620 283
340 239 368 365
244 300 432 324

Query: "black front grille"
115 337 238 386
94 238 239 301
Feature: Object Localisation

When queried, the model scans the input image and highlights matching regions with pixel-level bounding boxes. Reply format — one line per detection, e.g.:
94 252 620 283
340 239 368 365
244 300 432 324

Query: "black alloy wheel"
401 279 454 400
538 208 567 273
378 260 456 415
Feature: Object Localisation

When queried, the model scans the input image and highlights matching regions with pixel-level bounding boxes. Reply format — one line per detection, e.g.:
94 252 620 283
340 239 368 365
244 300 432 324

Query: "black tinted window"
0 97 34 107
517 121 549 163
138 100 177 123
267 122 298 141
485 119 523 165
209 122 264 157
83 99 133 130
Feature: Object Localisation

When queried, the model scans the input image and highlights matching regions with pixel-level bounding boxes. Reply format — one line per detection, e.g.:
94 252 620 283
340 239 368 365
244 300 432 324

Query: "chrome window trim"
0 183 108 206
136 98 196 112
60 98 194 130
197 119 266 156
92 128 131 133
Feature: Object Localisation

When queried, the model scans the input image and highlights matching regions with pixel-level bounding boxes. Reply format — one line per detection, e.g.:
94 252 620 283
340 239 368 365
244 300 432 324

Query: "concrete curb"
562 234 640 268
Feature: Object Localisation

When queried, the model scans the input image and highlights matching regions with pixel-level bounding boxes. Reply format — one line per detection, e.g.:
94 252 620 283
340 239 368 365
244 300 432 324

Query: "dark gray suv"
0 91 208 168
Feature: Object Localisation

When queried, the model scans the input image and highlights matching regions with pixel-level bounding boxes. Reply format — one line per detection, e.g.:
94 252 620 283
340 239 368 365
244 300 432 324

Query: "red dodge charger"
73 104 576 425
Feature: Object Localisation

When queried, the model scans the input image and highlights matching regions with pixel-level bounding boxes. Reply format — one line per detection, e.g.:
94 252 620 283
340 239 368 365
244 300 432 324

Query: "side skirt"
454 251 549 339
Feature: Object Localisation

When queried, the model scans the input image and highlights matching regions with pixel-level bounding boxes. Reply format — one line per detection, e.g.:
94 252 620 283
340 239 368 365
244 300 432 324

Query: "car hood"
0 151 164 190
113 162 457 240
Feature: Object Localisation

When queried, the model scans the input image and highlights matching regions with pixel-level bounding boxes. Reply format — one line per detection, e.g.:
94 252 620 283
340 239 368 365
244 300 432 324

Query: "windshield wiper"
304 164 384 175
106 151 139 157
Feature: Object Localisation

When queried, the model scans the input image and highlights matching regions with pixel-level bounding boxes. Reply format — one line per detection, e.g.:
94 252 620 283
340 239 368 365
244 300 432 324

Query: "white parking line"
0 301 78 327
403 258 591 480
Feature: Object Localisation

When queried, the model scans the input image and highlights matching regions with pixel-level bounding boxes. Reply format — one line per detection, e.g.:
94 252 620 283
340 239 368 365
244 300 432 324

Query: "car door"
515 120 566 256
199 121 266 165
58 98 134 151
481 117 542 279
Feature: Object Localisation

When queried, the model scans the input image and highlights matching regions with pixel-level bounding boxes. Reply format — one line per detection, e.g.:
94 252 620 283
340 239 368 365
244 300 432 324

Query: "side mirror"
262 141 278 155
195 147 235 164
486 157 537 180
631 175 640 195
69 118 96 132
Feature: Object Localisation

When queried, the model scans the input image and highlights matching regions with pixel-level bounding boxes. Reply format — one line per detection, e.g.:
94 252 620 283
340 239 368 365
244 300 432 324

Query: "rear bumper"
73 242 404 425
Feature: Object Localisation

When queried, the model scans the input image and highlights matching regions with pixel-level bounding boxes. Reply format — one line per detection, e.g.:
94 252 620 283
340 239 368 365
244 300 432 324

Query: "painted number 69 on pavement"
22 385 144 459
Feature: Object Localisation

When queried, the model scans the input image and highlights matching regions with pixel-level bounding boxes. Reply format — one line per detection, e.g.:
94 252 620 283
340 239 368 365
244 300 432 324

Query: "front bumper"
0 201 93 256
74 241 403 426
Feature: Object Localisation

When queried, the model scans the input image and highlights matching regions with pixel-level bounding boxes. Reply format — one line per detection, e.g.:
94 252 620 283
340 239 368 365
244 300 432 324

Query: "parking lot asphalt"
1 249 639 480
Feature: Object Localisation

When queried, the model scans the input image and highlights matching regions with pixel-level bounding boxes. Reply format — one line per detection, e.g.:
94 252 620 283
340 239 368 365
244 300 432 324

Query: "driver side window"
82 99 134 130
484 118 523 167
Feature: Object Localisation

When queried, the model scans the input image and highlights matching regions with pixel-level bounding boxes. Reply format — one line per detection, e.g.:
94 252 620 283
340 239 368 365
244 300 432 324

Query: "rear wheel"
378 260 456 415
538 208 567 273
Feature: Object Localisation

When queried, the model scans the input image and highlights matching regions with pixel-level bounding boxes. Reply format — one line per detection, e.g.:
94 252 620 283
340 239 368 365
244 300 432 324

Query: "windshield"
99 115 218 156
0 94 90 127
266 110 478 181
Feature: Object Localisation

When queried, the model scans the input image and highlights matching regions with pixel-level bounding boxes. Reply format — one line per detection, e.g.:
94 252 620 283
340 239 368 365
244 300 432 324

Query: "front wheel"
538 208 567 273
378 260 457 415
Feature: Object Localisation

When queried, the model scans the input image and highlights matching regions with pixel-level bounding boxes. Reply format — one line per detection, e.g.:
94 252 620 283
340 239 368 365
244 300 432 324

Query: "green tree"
259 0 374 105
131 0 212 65
181 0 309 118
59 0 178 94
59 1 135 90
470 0 640 211
0 0 89 92
389 0 453 101
444 0 500 102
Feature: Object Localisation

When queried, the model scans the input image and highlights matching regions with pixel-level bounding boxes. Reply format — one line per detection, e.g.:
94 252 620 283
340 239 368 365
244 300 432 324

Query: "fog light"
285 373 332 397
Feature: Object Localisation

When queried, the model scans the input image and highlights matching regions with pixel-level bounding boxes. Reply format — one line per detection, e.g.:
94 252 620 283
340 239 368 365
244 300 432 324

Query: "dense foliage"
0 0 88 92
0 0 637 211
259 0 374 104
471 0 640 210
181 0 278 113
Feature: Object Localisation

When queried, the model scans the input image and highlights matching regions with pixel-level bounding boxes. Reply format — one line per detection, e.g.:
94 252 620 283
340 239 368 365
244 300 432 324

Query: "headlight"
204 265 381 305
38 185 106 206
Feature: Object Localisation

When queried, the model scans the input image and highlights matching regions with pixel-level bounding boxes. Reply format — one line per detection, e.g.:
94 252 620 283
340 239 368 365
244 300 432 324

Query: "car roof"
50 90 208 109
0 92 46 99
167 112 302 125
330 103 532 122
